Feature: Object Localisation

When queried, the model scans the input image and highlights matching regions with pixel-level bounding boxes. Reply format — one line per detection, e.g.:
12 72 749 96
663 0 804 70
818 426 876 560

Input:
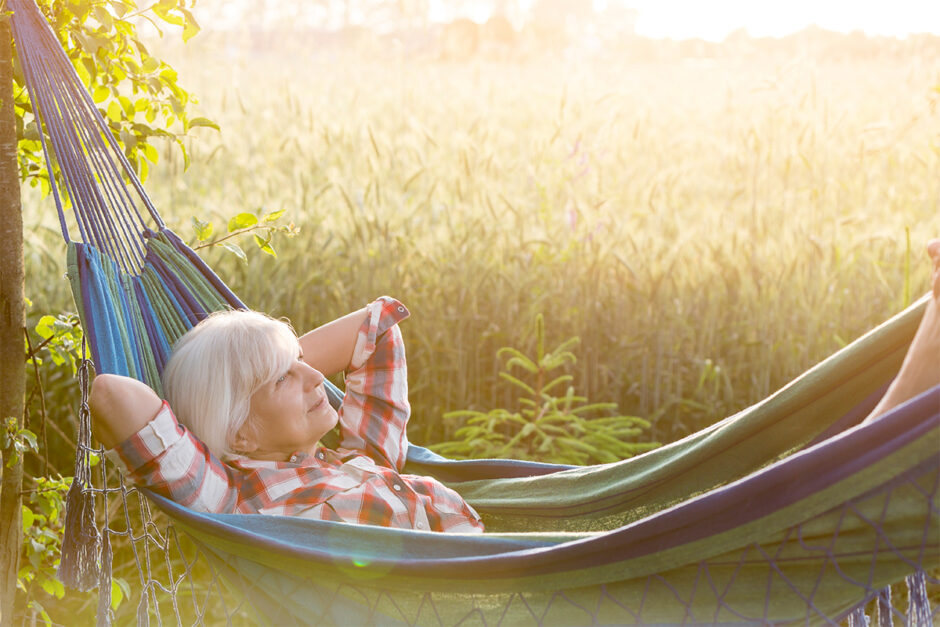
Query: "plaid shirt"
109 297 483 534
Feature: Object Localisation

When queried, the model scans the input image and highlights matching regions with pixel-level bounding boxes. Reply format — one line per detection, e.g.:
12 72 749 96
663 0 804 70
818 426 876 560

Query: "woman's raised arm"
89 373 163 448
297 307 369 377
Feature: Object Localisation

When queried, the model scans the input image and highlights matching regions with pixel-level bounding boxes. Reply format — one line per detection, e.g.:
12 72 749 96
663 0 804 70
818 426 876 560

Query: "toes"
928 239 940 263
928 240 940 298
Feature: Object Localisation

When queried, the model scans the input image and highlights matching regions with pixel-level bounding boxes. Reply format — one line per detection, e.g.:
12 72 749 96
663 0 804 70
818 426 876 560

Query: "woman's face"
234 347 338 461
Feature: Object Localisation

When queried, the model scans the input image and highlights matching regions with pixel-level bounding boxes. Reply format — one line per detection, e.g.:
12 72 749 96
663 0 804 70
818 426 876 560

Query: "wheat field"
22 40 940 448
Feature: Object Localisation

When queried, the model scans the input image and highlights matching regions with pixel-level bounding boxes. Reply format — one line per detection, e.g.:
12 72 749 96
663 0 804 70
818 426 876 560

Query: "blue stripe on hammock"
111 265 144 379
77 245 130 376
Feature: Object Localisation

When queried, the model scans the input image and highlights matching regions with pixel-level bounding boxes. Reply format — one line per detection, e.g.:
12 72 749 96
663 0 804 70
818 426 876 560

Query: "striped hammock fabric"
9 0 938 623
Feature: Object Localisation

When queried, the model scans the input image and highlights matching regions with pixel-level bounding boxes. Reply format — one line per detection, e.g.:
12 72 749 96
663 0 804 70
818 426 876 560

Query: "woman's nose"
302 363 324 390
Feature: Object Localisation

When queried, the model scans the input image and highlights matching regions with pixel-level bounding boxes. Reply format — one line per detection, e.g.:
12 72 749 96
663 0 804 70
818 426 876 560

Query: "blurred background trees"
172 0 938 64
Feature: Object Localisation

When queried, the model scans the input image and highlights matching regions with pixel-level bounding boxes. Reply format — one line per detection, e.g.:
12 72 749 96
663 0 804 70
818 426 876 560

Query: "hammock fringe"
56 461 99 591
94 526 113 627
136 586 150 627
878 586 893 627
906 570 931 626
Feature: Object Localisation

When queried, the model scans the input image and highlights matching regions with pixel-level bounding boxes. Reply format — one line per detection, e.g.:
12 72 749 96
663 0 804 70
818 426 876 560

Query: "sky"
428 0 940 41
620 0 940 41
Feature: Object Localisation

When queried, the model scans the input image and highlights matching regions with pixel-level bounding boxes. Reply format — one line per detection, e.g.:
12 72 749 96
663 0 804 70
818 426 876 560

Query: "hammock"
10 0 938 624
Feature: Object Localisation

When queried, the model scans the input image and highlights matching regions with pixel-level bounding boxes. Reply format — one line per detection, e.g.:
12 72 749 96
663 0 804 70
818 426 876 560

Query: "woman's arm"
297 307 369 377
90 373 163 448
336 298 411 470
91 373 242 513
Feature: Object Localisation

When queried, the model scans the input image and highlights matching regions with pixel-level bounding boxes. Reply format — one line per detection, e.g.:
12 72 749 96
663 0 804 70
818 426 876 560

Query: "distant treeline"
213 19 940 63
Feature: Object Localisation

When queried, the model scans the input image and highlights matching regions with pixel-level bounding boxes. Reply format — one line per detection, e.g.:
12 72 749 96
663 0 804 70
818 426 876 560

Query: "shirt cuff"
107 401 185 474
349 296 409 371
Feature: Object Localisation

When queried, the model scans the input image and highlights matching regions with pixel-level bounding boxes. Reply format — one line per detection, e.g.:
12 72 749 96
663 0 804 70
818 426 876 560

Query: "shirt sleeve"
337 296 411 471
106 401 242 513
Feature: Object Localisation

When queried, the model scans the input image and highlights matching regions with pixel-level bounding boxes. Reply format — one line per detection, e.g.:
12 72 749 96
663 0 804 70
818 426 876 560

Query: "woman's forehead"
276 338 302 363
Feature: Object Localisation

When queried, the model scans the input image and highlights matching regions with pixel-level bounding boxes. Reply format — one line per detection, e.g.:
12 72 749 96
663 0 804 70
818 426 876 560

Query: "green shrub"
433 314 660 465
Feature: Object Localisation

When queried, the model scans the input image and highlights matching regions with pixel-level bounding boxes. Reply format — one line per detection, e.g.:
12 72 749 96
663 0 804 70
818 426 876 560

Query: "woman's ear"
231 418 258 455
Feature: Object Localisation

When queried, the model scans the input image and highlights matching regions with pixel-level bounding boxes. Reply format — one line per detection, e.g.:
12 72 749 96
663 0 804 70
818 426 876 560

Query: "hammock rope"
8 0 938 624
12 0 161 266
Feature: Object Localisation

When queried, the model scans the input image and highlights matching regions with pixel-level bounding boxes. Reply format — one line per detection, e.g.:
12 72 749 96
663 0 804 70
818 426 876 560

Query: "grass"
21 43 940 449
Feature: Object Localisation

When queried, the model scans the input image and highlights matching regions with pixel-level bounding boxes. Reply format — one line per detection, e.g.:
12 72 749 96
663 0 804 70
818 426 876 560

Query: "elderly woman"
90 241 940 532
91 297 484 533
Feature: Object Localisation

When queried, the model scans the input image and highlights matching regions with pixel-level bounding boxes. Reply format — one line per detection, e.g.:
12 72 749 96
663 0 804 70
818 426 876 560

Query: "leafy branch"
16 0 214 195
190 208 299 261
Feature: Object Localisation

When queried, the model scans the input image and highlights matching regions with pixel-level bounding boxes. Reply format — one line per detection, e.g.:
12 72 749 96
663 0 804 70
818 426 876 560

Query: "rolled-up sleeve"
106 402 241 513
338 296 411 471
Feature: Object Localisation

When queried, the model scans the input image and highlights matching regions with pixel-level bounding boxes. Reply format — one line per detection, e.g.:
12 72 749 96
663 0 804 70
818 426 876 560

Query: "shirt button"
393 484 402 491
317 452 325 460
416 522 425 529
289 454 298 463
397 306 405 312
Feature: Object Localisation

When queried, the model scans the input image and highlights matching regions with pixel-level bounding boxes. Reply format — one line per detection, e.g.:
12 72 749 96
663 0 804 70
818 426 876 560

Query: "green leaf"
111 577 131 609
92 85 110 103
141 56 160 73
93 6 113 29
35 315 56 339
254 234 277 257
29 538 46 556
119 95 134 118
21 505 34 532
187 116 219 131
227 212 258 232
219 242 247 262
159 66 178 83
142 142 158 164
28 600 51 627
190 216 213 241
176 138 190 170
106 100 122 122
18 429 38 451
180 8 201 42
153 3 184 27
110 578 124 609
110 1 128 18
38 577 62 599
262 209 286 222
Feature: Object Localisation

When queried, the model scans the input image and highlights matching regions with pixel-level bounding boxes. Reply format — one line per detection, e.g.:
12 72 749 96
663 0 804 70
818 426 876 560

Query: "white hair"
162 310 298 460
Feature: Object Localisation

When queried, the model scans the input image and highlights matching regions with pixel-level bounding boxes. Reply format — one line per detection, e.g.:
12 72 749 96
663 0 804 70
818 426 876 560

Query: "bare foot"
863 239 940 423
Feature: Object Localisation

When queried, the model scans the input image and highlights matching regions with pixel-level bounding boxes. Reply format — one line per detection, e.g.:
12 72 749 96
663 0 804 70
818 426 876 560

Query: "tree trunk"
0 15 25 625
